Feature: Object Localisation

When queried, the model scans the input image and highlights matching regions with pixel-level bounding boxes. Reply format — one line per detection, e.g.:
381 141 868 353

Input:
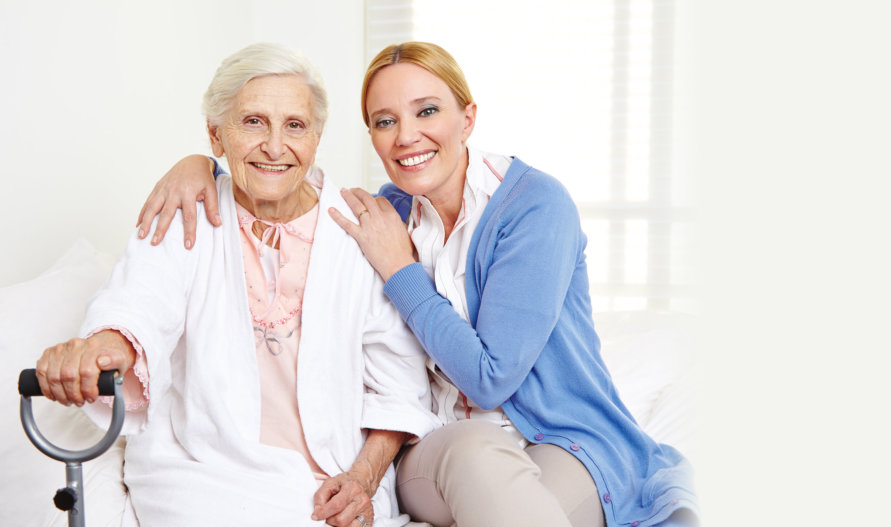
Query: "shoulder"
495 158 577 215
377 183 413 222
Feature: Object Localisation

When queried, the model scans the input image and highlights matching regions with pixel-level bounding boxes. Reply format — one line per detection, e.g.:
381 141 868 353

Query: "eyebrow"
369 96 443 120
236 107 312 122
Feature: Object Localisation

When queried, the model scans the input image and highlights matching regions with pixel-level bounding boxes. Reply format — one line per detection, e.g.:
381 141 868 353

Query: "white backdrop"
0 0 367 287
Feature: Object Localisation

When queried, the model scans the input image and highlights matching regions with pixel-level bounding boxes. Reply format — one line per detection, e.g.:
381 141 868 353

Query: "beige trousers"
396 420 605 527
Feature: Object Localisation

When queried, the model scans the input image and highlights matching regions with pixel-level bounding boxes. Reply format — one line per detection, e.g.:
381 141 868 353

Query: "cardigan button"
603 493 611 503
670 499 679 506
631 522 640 527
570 443 580 451
534 433 544 441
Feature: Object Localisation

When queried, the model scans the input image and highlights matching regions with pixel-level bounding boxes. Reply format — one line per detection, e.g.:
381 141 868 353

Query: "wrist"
347 465 377 498
381 258 417 283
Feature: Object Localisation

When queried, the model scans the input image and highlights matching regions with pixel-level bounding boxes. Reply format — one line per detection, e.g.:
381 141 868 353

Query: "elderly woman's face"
208 75 320 210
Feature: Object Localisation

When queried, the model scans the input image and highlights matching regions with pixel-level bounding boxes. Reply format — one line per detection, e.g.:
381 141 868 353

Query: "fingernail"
185 239 192 249
97 356 111 367
152 236 159 245
213 214 222 225
138 229 145 238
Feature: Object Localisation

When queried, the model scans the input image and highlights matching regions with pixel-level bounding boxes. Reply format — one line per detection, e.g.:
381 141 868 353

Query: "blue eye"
374 118 396 129
419 106 438 117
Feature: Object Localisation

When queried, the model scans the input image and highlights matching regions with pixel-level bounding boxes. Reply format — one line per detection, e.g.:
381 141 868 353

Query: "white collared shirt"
406 147 526 445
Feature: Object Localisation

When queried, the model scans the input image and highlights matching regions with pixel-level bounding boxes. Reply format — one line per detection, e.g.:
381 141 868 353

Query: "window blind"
364 0 695 313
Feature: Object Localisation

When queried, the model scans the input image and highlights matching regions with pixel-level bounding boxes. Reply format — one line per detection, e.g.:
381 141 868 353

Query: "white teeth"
398 152 435 167
253 163 289 172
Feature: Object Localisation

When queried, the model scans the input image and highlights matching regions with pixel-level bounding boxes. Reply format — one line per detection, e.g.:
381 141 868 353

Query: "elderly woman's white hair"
203 42 329 132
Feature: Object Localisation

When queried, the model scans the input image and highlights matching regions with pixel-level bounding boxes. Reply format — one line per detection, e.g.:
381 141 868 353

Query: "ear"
461 102 477 144
207 120 225 157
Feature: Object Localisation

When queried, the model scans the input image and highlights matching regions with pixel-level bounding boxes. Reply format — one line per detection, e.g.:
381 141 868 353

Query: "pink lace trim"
252 305 302 329
86 326 149 411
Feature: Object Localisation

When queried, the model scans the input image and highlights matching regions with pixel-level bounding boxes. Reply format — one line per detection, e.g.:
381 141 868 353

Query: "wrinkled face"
365 63 476 203
208 75 321 211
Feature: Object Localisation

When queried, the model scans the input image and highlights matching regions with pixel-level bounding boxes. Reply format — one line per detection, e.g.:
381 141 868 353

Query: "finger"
328 207 361 239
79 351 101 404
151 204 178 245
350 188 382 213
181 198 197 250
201 185 223 227
312 479 343 521
339 188 374 217
35 353 55 401
312 478 340 510
136 201 148 230
43 344 73 404
315 486 358 522
333 495 372 527
59 340 89 406
137 195 164 239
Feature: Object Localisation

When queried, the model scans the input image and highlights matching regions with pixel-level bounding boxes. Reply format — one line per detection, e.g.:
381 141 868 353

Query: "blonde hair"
203 42 329 132
361 41 473 127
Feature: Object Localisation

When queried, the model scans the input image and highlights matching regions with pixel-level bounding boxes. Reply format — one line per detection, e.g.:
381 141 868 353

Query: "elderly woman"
34 42 438 527
137 43 699 527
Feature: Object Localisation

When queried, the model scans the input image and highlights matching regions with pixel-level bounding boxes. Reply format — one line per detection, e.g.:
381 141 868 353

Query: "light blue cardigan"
380 157 698 527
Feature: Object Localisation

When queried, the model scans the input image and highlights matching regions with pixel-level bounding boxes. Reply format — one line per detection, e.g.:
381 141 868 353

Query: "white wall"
674 1 891 525
0 0 367 287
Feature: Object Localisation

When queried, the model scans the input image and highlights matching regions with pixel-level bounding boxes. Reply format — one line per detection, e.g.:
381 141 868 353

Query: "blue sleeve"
383 178 582 409
210 157 227 180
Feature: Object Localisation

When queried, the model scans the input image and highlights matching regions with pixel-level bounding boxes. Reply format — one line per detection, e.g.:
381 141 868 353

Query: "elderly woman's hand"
329 188 417 282
35 330 137 407
312 471 375 527
135 154 221 250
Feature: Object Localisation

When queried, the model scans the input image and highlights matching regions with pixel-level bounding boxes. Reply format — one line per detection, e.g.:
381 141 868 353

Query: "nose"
395 120 421 147
261 128 284 159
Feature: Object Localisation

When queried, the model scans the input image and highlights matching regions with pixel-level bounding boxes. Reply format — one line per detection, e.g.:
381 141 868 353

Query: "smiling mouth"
251 162 290 172
397 151 436 167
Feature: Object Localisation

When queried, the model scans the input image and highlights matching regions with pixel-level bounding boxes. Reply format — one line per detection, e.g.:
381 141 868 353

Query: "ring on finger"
357 209 369 220
356 514 367 527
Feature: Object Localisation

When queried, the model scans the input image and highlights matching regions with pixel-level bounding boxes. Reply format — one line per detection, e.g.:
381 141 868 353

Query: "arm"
311 429 410 526
135 154 221 249
384 180 583 409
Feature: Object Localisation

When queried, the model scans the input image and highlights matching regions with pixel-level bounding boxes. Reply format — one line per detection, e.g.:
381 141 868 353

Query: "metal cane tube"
65 462 85 527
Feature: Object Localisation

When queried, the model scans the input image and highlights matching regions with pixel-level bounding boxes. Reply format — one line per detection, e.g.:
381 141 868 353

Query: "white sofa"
0 240 696 526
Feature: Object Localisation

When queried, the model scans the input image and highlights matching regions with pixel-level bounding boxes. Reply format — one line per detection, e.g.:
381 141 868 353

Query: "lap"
397 420 604 527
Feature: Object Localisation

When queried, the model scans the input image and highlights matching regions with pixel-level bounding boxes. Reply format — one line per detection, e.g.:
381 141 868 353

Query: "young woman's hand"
329 188 416 282
136 154 221 249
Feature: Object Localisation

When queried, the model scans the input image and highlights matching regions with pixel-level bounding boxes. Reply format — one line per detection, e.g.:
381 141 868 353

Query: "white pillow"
596 310 697 462
0 239 128 527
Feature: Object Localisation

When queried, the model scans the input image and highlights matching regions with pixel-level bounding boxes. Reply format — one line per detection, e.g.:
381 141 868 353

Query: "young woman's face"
365 63 476 203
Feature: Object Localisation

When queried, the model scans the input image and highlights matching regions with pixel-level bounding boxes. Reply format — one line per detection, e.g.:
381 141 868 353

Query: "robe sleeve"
359 275 440 442
80 211 196 434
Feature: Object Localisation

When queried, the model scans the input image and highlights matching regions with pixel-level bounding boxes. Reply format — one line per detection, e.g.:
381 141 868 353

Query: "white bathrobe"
82 169 439 526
